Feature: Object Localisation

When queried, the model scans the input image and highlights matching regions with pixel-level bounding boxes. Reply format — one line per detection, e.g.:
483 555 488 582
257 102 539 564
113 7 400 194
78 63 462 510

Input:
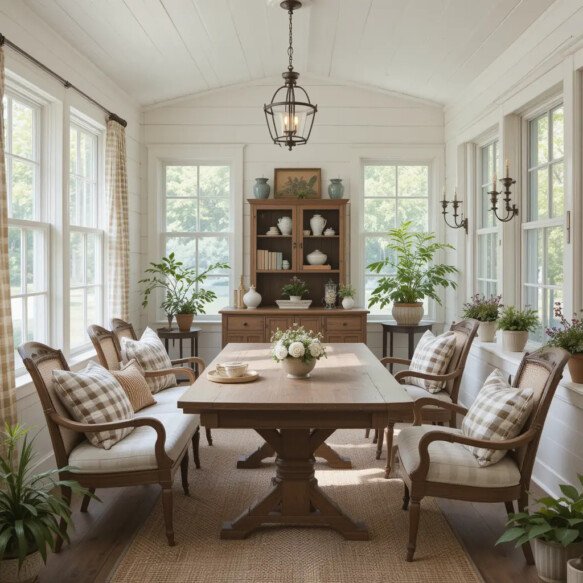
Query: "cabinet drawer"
227 316 264 331
327 317 363 331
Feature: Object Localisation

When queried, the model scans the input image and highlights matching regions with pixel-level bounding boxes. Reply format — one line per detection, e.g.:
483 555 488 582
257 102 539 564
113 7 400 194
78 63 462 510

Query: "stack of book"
257 250 284 270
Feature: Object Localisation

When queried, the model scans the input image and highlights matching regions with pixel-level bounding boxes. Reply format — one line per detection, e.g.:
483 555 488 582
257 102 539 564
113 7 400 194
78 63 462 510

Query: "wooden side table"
156 326 201 365
381 321 434 371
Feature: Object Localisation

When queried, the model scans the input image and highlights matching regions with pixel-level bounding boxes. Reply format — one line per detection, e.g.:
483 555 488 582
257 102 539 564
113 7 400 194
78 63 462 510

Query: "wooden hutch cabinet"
220 198 368 346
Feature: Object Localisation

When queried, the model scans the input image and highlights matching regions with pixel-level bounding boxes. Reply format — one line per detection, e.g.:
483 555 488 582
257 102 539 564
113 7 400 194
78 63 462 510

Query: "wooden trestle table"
178 343 412 540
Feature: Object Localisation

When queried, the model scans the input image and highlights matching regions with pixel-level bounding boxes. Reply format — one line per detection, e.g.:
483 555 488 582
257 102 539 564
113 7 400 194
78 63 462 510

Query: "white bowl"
216 362 249 378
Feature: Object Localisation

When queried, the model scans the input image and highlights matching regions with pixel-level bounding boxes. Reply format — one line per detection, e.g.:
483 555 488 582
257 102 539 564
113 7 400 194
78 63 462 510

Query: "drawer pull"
343 322 347 326
243 322 248 327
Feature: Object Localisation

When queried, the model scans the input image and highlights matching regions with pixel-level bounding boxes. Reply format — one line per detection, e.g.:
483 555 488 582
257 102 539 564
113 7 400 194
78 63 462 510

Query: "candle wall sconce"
488 161 518 223
441 189 468 234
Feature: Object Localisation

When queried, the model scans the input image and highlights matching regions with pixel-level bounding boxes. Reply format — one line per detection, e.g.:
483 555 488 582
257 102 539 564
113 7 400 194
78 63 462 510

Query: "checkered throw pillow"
462 369 534 467
120 327 176 393
406 331 457 393
53 361 134 450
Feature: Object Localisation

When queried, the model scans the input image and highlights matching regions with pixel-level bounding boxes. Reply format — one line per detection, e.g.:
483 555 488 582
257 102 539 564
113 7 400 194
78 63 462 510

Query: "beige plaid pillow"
462 369 534 467
53 361 134 450
406 330 457 393
120 327 176 393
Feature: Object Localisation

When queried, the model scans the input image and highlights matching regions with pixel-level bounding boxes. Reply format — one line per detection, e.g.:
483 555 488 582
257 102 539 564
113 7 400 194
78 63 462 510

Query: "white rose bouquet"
271 324 327 363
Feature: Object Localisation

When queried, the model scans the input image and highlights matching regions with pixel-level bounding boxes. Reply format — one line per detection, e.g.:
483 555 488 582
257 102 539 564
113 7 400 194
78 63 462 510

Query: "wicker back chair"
398 346 570 562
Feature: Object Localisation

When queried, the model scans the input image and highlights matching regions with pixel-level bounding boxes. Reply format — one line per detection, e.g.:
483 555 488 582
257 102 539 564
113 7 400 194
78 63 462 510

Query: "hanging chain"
287 7 294 71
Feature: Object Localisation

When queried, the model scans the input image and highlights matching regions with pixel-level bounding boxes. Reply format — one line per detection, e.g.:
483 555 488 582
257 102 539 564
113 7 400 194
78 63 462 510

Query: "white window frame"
147 145 244 323
521 97 565 337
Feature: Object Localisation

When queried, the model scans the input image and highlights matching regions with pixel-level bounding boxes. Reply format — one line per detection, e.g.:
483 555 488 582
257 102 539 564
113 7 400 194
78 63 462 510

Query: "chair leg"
364 428 371 439
375 428 385 460
372 429 378 444
406 498 422 562
161 487 175 546
504 500 515 517
80 487 95 513
384 423 395 478
180 454 190 496
192 427 201 469
518 492 535 565
55 485 72 553
402 482 410 511
205 427 213 446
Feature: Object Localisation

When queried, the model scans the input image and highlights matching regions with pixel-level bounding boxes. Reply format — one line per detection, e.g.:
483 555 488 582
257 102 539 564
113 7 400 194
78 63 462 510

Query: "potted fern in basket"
0 424 92 583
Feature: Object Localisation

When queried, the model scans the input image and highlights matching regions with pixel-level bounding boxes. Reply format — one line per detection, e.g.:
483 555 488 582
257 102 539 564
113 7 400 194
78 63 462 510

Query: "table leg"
314 442 352 469
389 331 394 374
382 327 387 358
408 332 414 360
195 334 199 357
164 338 169 353
221 428 368 541
179 339 183 360
237 441 275 469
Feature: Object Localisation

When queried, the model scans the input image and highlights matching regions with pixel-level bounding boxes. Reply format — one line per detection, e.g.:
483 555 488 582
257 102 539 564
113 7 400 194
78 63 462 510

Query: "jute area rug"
109 429 483 583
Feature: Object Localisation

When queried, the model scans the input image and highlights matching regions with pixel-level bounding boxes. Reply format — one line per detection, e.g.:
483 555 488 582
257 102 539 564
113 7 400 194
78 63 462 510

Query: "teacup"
303 229 311 236
216 361 248 378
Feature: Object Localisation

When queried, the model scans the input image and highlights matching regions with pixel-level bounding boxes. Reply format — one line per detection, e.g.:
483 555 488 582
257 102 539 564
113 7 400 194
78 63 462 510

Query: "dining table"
178 342 412 540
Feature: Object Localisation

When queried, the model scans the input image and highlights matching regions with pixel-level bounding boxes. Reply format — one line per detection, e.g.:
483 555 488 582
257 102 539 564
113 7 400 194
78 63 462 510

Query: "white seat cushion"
69 411 199 473
398 425 521 488
403 384 452 406
141 386 186 414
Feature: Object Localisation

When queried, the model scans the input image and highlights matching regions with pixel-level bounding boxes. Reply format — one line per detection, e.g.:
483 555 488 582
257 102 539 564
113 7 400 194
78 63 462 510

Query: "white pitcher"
277 216 293 235
310 214 327 236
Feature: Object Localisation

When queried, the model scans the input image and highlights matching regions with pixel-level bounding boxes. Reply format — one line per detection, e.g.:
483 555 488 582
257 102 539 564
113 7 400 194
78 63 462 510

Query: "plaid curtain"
0 47 17 428
106 119 130 321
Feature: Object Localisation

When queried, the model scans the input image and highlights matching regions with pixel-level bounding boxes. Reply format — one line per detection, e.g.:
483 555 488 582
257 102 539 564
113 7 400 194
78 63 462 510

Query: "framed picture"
274 168 322 199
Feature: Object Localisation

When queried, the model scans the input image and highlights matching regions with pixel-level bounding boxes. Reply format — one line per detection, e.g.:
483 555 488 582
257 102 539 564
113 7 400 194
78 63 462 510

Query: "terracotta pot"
568 354 583 384
534 539 583 583
175 313 194 332
477 320 497 342
567 557 583 583
392 303 423 326
502 330 528 352
0 551 43 583
281 358 316 379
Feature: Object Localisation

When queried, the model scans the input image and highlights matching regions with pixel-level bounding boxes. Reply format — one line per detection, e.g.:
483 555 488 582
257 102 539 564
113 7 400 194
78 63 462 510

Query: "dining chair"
397 346 570 562
110 318 213 446
18 341 201 547
376 319 479 477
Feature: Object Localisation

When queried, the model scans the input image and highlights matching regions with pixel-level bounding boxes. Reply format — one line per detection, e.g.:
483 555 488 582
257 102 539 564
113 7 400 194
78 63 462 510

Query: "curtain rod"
0 33 127 128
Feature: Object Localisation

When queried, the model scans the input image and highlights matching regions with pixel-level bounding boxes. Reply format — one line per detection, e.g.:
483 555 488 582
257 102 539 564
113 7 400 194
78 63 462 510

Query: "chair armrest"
171 356 206 376
145 367 196 384
413 398 468 425
395 369 461 384
380 356 411 367
409 428 540 481
47 411 172 468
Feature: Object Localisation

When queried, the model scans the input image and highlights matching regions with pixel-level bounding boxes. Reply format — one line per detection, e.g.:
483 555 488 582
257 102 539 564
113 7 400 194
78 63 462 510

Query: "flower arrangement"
462 294 502 322
271 325 326 363
281 276 309 299
545 302 583 354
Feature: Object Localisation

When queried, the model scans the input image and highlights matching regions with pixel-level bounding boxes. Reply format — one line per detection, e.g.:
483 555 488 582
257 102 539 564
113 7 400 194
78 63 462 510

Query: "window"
476 140 499 296
68 120 104 352
163 164 232 315
4 90 49 370
362 164 429 313
523 104 564 338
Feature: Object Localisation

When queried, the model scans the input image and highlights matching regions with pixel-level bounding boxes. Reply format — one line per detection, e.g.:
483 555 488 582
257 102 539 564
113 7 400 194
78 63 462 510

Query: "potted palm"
140 253 229 331
462 294 503 342
545 302 583 384
338 284 356 310
0 424 92 583
497 476 583 583
497 306 539 352
367 221 458 325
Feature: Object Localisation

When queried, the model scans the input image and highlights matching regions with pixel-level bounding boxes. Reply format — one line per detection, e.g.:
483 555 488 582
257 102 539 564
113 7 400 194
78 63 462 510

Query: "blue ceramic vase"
328 178 344 199
253 178 270 199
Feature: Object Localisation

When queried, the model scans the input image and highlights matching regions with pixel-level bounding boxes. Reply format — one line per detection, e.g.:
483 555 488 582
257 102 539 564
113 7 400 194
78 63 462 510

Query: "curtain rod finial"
0 34 6 46
108 112 128 128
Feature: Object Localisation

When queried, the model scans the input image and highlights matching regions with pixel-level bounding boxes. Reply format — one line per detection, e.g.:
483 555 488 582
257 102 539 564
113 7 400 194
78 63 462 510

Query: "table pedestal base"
222 428 368 541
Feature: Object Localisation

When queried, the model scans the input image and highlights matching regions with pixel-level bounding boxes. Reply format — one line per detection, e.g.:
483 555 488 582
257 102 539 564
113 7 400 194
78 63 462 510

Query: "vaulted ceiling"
24 0 557 106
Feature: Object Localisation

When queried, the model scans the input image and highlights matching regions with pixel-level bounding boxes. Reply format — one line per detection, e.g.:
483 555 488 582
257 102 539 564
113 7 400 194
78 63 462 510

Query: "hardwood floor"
39 462 541 583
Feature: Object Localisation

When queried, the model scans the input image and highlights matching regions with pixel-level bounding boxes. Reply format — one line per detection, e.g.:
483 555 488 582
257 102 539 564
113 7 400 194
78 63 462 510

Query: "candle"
505 159 510 178
493 173 497 185
453 188 458 202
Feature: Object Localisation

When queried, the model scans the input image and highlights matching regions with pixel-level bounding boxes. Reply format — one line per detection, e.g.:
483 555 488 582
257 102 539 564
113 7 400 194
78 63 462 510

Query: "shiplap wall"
1 2 144 470
142 77 444 362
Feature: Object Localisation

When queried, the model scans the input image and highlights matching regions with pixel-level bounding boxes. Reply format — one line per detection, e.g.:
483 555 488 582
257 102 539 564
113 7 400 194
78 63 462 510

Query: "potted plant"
367 221 458 325
462 294 503 342
271 324 326 379
545 302 583 384
0 424 92 583
497 476 583 583
569 555 583 583
497 305 539 352
281 276 309 302
339 284 356 310
140 253 229 332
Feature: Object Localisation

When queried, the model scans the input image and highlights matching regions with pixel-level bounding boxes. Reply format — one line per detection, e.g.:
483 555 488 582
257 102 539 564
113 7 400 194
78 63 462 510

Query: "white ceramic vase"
477 320 497 342
534 539 583 583
282 357 316 379
310 214 327 236
0 551 43 583
342 297 355 309
502 330 529 352
277 216 293 236
567 558 583 583
243 285 262 309
392 303 424 326
306 249 327 265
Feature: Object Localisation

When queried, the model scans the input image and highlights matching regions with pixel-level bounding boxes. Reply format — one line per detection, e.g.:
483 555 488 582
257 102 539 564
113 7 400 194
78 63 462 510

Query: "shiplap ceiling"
24 0 557 106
